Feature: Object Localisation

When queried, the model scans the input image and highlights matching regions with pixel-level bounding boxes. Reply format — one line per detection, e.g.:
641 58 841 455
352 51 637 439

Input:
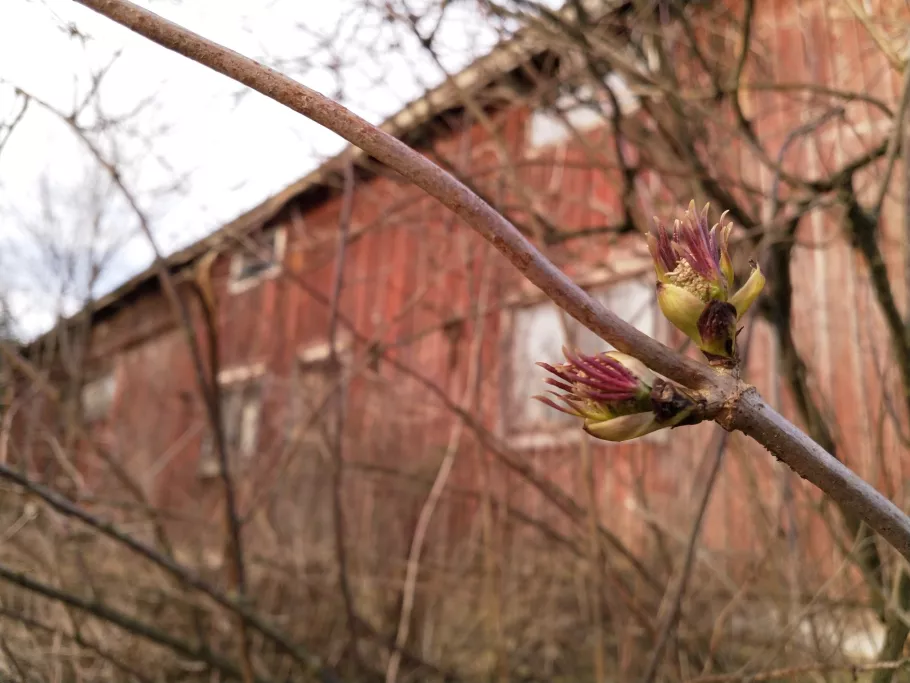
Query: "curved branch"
725 389 910 560
71 0 712 391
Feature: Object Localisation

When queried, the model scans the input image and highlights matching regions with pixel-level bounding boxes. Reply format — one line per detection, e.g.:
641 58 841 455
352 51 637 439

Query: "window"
198 378 262 478
81 371 116 423
229 226 286 292
290 344 344 451
528 73 640 148
294 362 335 448
508 277 658 439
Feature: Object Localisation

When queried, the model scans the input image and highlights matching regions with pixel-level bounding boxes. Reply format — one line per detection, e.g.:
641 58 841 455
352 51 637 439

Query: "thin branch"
326 154 360 663
0 341 172 551
643 322 759 683
842 0 906 73
642 432 728 683
0 607 154 683
764 108 846 225
0 458 325 676
10 75 257 683
872 64 910 216
0 638 27 683
843 188 910 418
0 561 273 683
686 657 910 683
0 93 28 162
386 248 494 683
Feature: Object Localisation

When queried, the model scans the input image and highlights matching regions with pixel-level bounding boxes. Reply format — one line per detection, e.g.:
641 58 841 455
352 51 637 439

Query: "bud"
533 348 690 442
647 201 765 363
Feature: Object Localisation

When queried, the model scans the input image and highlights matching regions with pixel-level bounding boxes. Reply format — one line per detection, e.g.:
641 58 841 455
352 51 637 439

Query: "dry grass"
0 456 894 683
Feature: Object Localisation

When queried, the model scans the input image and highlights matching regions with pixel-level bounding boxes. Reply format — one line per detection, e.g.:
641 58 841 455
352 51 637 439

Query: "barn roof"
84 26 547 321
28 0 675 344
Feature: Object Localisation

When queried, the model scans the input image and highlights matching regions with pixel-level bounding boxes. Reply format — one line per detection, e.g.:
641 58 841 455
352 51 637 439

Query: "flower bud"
583 411 665 441
696 300 738 362
533 348 690 442
647 201 764 363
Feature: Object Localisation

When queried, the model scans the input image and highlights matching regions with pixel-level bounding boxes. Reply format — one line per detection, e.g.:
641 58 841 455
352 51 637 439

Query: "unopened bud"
647 201 765 363
533 348 692 442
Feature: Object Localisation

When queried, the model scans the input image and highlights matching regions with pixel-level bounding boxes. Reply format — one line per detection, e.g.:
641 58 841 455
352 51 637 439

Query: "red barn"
5 0 909 664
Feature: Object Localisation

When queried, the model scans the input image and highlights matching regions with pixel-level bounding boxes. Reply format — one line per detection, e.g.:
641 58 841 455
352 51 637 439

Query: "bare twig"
326 154 360 664
871 64 910 216
0 561 276 683
842 0 906 73
642 430 729 683
0 637 27 682
0 92 28 161
0 607 154 683
643 322 759 682
8 76 256 683
686 657 910 683
386 252 493 683
0 341 172 551
0 458 325 675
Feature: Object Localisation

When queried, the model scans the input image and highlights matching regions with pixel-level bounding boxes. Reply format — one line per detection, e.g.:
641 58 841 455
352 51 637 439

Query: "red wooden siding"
7 0 909 584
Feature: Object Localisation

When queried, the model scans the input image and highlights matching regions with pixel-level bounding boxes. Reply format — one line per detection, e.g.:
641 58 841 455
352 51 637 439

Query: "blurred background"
1 0 910 681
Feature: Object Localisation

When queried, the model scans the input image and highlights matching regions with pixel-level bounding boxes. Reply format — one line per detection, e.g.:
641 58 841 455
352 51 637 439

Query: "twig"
386 251 493 683
686 657 910 683
643 322 758 682
0 341 172 552
0 638 27 683
0 561 276 683
0 459 325 675
0 607 154 683
905 119 910 328
0 92 28 162
9 76 256 683
326 154 360 664
764 107 846 225
871 64 910 216
642 429 729 683
842 0 906 73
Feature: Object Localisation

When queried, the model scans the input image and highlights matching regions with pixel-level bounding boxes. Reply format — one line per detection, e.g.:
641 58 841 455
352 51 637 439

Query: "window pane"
510 277 656 433
528 74 639 149
239 393 261 457
221 387 242 452
82 372 116 422
512 303 575 428
593 279 656 350
234 229 279 283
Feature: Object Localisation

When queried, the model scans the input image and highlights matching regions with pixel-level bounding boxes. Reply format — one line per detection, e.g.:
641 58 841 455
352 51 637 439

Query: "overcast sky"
1 0 508 337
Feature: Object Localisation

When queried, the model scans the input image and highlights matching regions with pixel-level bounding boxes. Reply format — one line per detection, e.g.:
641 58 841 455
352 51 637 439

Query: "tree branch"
325 154 361 664
0 561 273 683
70 0 711 390
0 458 326 677
872 64 910 216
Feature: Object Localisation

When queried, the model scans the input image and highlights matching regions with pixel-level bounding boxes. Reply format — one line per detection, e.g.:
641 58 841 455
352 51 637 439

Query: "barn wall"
7 0 908 584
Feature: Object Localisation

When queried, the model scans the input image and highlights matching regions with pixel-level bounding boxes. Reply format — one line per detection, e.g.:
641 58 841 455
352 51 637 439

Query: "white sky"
1 0 508 337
